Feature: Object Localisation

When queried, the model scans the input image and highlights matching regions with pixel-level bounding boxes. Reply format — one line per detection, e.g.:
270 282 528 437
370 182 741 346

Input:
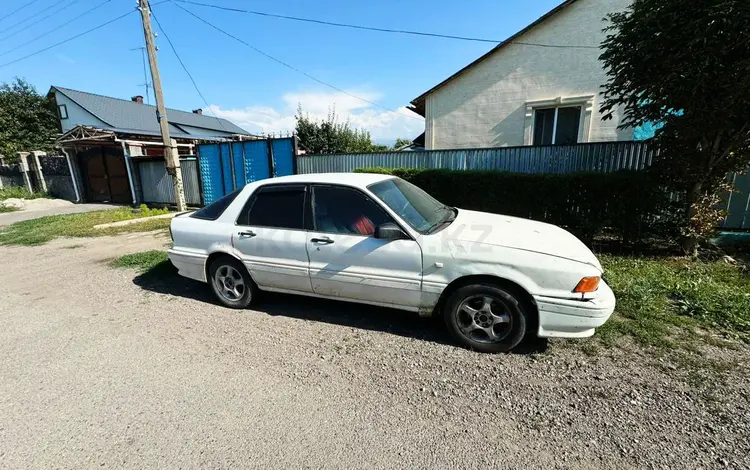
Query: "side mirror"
374 222 408 240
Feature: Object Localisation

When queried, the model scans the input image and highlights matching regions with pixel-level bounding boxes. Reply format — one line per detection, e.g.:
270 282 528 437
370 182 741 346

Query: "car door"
233 184 313 294
307 184 423 309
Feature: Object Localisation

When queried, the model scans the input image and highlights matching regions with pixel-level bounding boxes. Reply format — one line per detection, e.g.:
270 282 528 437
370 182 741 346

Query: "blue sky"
0 0 561 143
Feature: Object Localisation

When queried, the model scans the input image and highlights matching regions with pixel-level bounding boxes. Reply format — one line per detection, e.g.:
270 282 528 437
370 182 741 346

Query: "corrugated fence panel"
271 138 295 176
231 142 246 188
198 144 223 205
138 158 201 206
138 160 174 204
243 140 270 183
219 143 234 192
180 159 202 206
297 142 656 175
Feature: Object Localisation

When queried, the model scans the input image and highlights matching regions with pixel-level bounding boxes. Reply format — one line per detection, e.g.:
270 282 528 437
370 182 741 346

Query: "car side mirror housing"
374 222 408 240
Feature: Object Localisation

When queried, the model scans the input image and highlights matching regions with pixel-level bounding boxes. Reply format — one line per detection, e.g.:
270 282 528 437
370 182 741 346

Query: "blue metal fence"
197 137 296 204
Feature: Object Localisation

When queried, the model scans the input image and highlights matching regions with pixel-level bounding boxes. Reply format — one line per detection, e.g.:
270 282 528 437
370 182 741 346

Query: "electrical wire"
0 0 44 23
170 1 424 122
0 0 72 39
0 8 136 69
149 5 232 134
0 0 88 44
172 0 599 49
0 0 114 57
0 0 170 68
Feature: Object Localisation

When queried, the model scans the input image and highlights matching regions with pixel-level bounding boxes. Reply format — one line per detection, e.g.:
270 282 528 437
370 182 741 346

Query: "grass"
110 250 169 271
110 250 176 281
0 186 49 201
0 205 171 246
594 255 750 349
0 205 19 213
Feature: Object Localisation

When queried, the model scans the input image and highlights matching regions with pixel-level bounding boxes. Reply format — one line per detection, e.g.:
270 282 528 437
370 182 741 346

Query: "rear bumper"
534 281 616 338
167 249 208 282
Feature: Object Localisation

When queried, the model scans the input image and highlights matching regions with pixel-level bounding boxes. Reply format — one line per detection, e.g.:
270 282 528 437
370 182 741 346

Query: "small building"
408 0 634 150
49 86 254 205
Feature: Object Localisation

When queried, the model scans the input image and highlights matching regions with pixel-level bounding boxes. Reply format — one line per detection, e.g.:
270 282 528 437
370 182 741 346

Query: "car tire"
444 284 528 353
208 255 256 309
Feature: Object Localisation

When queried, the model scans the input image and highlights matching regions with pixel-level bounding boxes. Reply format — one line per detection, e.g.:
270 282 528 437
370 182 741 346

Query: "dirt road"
0 233 748 469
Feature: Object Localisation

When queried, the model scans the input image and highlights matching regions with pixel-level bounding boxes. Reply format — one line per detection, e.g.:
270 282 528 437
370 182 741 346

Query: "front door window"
312 185 391 235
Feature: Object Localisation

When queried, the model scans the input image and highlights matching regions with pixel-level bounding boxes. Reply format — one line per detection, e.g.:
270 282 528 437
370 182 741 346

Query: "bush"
356 167 680 245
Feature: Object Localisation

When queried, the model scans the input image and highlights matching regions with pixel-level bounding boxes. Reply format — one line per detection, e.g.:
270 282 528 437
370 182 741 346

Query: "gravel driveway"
0 233 748 469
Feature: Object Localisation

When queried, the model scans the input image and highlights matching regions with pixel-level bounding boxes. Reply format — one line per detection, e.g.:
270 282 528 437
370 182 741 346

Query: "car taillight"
573 276 600 293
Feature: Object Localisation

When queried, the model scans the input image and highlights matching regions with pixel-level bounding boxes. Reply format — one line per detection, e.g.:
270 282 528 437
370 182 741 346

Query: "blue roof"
51 86 252 137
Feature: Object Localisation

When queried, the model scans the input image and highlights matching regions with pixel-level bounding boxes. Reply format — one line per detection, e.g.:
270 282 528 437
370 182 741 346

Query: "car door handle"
238 230 256 238
310 237 334 244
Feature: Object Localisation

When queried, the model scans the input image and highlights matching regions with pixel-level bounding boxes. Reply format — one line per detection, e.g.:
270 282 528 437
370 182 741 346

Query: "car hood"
438 209 602 271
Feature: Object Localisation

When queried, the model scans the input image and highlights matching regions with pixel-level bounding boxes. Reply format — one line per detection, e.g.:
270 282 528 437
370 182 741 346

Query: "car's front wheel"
444 284 528 353
208 255 256 308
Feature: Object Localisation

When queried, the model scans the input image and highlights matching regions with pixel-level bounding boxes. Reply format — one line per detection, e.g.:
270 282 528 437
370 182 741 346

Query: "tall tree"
295 106 380 154
599 0 750 254
0 78 58 157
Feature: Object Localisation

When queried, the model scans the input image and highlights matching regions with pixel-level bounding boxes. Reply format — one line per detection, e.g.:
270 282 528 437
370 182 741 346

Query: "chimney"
131 95 143 104
192 108 203 115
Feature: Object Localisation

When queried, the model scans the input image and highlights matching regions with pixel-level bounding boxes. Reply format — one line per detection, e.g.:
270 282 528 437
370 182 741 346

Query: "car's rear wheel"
208 256 256 308
444 284 528 353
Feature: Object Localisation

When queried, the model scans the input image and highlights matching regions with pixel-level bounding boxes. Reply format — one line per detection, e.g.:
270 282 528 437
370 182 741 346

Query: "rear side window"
191 189 242 220
238 186 306 229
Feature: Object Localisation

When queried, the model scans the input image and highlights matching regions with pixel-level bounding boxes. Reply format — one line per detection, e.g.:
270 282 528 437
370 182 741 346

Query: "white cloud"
208 90 424 144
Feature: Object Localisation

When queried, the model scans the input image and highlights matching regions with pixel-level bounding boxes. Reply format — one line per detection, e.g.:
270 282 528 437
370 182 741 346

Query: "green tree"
599 0 750 254
393 137 413 149
0 78 58 157
295 105 380 154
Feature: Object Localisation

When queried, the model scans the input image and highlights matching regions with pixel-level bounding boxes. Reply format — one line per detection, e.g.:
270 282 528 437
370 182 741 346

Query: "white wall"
425 0 633 150
53 91 109 133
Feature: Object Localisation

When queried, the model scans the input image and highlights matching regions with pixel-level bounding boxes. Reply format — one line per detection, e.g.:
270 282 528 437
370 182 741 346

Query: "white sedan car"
168 173 615 353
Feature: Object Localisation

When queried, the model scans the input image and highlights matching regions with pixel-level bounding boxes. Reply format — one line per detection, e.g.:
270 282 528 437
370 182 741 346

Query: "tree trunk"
681 181 703 256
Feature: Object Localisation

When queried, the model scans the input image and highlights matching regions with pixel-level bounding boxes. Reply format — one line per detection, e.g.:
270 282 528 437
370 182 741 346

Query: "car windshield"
368 177 455 234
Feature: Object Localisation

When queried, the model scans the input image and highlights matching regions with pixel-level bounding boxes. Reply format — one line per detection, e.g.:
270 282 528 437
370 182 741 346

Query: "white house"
408 0 633 150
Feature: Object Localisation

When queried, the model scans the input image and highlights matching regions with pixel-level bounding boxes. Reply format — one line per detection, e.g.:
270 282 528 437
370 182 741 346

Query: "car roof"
258 172 395 188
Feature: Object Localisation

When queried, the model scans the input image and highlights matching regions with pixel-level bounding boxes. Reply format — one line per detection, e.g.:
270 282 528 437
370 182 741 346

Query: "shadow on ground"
132 261 548 354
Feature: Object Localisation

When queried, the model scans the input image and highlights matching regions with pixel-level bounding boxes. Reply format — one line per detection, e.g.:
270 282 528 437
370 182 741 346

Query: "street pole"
138 0 186 211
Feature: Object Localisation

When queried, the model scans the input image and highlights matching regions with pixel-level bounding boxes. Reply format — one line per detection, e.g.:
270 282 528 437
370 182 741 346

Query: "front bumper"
534 281 616 338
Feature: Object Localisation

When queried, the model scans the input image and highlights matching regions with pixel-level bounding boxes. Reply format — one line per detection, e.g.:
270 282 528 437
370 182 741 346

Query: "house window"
532 106 582 145
57 104 68 120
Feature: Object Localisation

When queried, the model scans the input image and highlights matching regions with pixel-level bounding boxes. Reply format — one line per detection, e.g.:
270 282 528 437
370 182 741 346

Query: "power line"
172 0 599 49
0 0 71 40
0 0 44 23
0 0 88 44
170 1 424 122
0 0 114 57
0 8 136 69
149 5 230 133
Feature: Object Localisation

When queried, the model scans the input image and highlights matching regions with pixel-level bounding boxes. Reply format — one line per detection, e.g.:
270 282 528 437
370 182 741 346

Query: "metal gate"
197 137 297 204
78 147 132 203
137 157 202 206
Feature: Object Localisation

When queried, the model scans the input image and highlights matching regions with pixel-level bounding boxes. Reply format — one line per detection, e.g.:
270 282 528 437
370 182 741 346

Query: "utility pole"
138 0 186 211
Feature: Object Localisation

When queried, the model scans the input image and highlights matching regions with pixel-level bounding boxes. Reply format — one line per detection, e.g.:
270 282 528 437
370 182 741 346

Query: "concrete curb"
94 212 183 230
